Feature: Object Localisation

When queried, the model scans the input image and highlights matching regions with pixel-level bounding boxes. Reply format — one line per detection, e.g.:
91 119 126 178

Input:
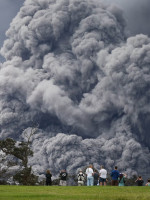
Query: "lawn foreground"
0 185 150 200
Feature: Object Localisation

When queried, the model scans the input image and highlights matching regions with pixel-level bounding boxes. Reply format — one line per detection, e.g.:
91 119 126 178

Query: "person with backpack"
59 169 68 186
118 173 127 186
77 170 85 186
45 170 52 186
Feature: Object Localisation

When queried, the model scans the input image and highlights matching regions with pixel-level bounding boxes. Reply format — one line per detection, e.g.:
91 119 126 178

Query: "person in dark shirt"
93 170 99 186
59 169 68 186
135 176 144 186
111 166 120 186
45 170 52 186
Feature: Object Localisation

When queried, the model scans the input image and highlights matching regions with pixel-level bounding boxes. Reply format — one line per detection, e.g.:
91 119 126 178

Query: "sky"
0 0 24 60
0 0 150 179
105 0 150 36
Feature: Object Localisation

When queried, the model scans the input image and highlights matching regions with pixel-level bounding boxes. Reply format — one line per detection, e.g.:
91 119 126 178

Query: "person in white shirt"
99 165 107 186
85 165 94 186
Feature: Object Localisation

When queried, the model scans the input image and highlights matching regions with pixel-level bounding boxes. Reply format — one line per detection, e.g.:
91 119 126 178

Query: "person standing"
45 170 52 186
93 169 99 186
85 165 94 186
145 179 150 186
59 169 68 186
77 170 85 186
99 165 107 186
118 173 127 186
135 176 144 186
111 166 120 186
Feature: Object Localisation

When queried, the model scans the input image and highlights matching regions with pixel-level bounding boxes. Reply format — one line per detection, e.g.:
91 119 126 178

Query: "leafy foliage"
0 127 38 185
13 167 38 185
0 138 33 168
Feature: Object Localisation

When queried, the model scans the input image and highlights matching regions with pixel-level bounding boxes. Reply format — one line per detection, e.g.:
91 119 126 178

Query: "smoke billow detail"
0 0 150 177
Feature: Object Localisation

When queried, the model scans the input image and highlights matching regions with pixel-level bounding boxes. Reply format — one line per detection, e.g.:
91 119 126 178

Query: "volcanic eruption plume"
0 0 150 177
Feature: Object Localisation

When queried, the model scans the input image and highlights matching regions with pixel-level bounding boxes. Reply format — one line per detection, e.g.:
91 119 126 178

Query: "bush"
13 167 38 185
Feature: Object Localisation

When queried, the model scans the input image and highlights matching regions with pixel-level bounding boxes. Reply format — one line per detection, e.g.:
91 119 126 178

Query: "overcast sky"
0 0 24 60
0 0 150 61
105 0 150 36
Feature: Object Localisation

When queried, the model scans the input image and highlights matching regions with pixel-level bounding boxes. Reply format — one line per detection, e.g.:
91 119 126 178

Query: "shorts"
99 177 106 183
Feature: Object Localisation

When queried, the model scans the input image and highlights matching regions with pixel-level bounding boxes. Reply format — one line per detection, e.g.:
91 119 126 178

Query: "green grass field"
0 186 149 200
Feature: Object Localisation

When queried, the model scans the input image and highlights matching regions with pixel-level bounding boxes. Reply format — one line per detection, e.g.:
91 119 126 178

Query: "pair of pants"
59 180 67 186
87 176 94 186
46 181 51 186
112 180 118 186
78 181 84 186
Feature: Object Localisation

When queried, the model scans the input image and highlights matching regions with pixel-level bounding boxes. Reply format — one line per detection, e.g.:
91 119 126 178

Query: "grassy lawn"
0 186 150 200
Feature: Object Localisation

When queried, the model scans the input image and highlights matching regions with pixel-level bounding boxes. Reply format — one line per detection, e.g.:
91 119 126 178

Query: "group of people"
84 165 150 187
45 165 150 186
84 165 107 186
135 176 150 186
45 169 68 186
83 165 127 186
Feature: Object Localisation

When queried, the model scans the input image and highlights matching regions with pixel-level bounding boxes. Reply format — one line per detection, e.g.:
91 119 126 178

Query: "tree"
13 167 38 186
0 127 38 185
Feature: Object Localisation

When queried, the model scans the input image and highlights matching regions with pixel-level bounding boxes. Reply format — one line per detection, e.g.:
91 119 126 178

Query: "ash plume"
0 0 150 177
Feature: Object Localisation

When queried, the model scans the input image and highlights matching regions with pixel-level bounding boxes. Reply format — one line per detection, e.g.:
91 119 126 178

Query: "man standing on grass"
77 170 85 186
111 166 120 186
86 164 94 186
135 176 144 186
99 165 107 186
59 169 68 186
93 169 99 186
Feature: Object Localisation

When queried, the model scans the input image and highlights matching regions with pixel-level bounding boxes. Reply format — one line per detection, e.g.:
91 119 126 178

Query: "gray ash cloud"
0 0 150 177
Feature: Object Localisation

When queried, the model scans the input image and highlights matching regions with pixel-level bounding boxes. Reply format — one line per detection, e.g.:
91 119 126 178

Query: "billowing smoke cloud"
0 0 150 178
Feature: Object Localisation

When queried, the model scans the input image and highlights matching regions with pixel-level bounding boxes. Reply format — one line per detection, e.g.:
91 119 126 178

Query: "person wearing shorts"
99 165 107 186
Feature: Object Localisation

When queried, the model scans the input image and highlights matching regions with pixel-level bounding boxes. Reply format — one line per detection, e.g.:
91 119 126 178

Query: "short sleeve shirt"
60 172 68 180
86 168 93 177
99 169 107 179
